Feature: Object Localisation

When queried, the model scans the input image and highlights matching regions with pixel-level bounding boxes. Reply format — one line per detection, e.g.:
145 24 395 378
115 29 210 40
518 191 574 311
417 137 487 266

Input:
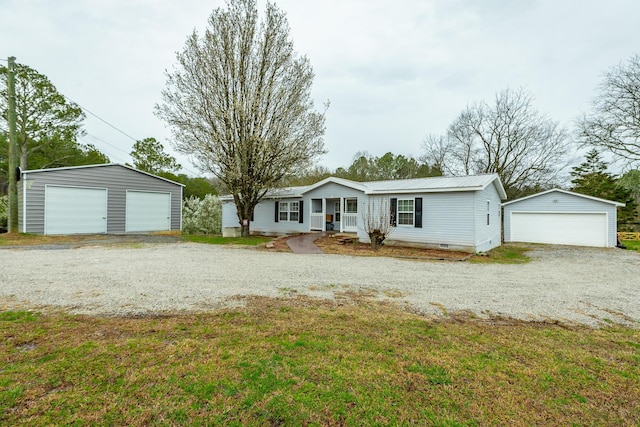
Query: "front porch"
310 197 358 233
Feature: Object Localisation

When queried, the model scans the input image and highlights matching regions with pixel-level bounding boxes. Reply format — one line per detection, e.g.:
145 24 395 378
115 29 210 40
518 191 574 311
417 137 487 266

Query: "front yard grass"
622 240 640 252
1 297 639 426
470 243 531 264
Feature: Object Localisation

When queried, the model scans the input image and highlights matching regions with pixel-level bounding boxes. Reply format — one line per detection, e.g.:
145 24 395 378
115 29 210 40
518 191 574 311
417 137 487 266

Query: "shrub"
182 194 222 235
0 195 7 232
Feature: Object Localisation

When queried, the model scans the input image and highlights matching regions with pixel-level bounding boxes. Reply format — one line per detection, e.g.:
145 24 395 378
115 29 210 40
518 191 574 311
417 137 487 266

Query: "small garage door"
45 186 107 235
511 212 607 247
126 191 171 232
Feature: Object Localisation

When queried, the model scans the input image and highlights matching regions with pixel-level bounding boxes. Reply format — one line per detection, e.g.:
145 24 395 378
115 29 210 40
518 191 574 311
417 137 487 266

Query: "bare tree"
422 88 570 196
156 0 326 236
578 54 640 164
360 197 393 250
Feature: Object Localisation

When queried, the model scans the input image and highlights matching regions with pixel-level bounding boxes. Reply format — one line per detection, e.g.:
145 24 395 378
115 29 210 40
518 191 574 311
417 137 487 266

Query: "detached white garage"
503 189 624 248
18 164 183 235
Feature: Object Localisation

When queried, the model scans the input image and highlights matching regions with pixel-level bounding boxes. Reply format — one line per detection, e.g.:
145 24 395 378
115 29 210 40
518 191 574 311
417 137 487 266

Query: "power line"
64 95 140 143
63 94 201 176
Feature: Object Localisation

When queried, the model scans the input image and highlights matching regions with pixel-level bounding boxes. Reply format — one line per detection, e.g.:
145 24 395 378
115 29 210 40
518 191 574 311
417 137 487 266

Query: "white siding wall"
222 198 308 234
503 191 619 247
358 192 478 252
474 184 503 252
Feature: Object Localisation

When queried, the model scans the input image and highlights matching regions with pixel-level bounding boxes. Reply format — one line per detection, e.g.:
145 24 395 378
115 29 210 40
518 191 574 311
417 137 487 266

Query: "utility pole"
7 56 19 233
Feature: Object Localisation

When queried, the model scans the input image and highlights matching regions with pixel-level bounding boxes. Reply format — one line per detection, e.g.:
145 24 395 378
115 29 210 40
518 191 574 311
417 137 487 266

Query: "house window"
335 201 341 222
345 198 357 213
487 200 490 225
397 199 414 226
279 201 299 222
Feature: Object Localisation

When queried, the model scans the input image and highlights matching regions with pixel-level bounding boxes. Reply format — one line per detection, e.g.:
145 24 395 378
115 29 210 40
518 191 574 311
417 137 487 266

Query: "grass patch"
1 298 639 426
470 243 531 264
181 234 272 246
622 240 640 252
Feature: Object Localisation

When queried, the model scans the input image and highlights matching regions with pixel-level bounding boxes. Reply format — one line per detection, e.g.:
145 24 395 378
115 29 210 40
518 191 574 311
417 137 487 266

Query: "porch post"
339 196 344 232
322 198 326 232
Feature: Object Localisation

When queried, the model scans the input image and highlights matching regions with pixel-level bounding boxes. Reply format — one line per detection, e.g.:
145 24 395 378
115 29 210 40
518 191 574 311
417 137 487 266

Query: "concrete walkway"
286 232 325 254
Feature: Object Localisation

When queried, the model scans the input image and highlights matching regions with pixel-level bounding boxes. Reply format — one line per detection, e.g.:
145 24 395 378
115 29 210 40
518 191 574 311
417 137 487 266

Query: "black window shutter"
274 201 279 222
390 198 397 226
250 209 254 222
415 197 422 228
298 200 304 223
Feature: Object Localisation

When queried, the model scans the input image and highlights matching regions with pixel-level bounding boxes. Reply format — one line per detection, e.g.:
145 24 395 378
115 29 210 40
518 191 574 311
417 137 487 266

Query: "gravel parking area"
1 242 638 327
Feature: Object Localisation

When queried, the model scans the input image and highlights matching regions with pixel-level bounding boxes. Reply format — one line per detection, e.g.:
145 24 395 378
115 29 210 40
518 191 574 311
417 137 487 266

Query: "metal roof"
220 174 507 200
22 163 185 187
502 188 625 207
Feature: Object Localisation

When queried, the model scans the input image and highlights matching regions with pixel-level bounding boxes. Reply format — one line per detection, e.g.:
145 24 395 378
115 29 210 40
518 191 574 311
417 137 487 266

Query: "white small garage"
18 164 183 235
503 189 624 248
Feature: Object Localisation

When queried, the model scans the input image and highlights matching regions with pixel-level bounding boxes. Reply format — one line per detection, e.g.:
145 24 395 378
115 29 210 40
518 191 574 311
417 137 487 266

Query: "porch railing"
342 213 357 232
310 213 324 231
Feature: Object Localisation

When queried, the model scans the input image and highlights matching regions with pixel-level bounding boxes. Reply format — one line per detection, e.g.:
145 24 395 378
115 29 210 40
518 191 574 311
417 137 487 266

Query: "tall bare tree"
422 88 569 197
156 0 326 236
578 54 640 164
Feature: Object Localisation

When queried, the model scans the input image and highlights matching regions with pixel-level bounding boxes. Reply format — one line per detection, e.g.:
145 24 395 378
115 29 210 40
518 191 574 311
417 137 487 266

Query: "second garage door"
126 191 171 232
510 212 607 247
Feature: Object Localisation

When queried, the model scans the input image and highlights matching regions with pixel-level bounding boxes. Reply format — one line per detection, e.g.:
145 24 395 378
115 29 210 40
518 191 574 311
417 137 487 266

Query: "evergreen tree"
570 149 638 230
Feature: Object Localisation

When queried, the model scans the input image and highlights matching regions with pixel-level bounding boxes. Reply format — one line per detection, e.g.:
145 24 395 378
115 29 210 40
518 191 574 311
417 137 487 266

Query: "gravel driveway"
1 242 638 327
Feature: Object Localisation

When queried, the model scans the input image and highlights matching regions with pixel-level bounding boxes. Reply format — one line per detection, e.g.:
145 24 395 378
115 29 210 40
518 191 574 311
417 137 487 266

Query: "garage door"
126 191 171 232
45 186 107 235
510 212 607 247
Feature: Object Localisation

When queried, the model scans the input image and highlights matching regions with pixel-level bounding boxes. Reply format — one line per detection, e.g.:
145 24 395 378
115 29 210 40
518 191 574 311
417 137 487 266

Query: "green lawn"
622 240 640 251
470 243 531 264
181 234 272 246
1 298 639 426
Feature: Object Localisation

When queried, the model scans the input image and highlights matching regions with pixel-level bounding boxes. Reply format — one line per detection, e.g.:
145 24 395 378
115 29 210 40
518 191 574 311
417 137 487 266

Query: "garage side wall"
503 191 618 247
21 165 182 234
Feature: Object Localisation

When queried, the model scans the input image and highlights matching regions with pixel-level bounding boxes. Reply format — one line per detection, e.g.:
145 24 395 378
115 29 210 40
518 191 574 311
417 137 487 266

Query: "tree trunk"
241 222 250 237
368 229 384 250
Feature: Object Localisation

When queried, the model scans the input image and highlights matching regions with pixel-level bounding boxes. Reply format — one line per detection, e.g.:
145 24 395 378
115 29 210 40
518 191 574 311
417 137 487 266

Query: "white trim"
179 187 183 231
502 188 625 207
396 198 415 227
22 172 27 233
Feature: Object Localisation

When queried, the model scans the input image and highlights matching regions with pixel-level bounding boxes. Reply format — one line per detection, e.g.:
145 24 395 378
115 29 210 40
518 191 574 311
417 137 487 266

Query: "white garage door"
511 212 607 247
126 191 171 232
45 186 107 235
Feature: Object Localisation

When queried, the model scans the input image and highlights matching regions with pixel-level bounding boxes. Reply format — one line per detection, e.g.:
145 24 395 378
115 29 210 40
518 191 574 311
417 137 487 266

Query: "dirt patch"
313 234 471 261
0 232 182 249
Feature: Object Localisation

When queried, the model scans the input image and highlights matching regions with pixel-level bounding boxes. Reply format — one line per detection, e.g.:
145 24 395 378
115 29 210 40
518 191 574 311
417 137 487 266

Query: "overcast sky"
2 0 639 176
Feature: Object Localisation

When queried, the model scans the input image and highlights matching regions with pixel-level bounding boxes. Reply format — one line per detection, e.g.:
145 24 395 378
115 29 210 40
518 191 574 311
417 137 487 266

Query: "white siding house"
221 174 507 252
502 189 624 247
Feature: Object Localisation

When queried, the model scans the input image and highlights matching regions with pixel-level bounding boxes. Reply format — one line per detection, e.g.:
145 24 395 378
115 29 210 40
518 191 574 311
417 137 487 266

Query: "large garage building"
503 188 624 248
18 164 183 235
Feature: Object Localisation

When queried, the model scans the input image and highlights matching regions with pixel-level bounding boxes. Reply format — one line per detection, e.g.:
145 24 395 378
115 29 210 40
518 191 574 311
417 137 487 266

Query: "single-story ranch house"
18 164 183 235
222 174 507 253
